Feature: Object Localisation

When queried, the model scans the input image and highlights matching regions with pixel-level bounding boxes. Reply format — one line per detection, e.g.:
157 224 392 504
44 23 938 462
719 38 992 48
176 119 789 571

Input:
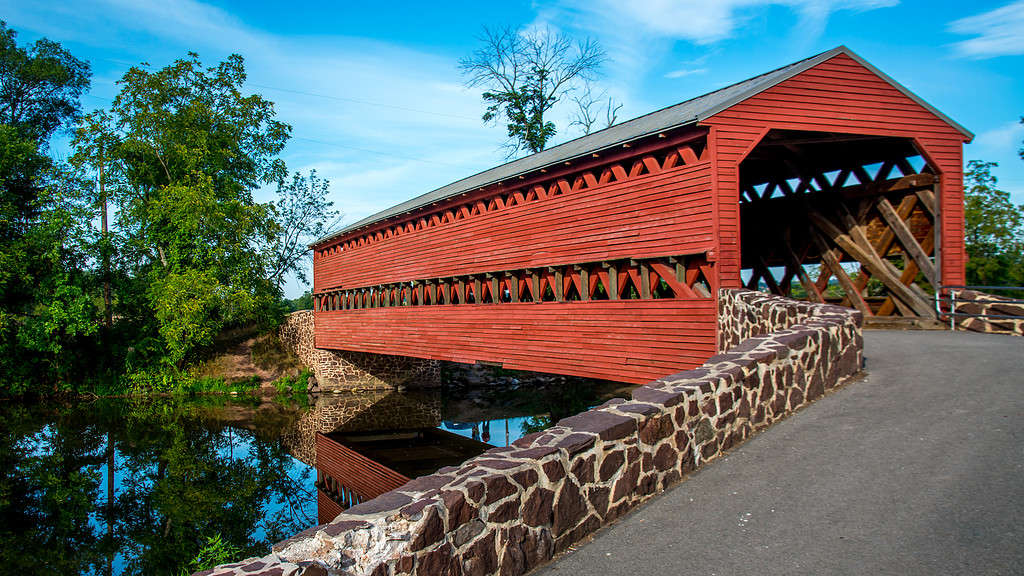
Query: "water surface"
0 378 632 575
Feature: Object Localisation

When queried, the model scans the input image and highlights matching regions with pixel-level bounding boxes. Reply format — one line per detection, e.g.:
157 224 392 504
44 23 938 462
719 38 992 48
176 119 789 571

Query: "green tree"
0 23 97 392
286 290 314 311
963 160 1024 288
264 170 340 291
460 26 605 157
73 53 294 371
0 21 90 141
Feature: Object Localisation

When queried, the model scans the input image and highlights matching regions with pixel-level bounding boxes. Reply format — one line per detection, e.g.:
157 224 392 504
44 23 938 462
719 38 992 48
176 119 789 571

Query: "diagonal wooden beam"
754 256 782 295
914 186 937 218
650 261 697 298
746 267 762 290
875 196 937 285
807 207 933 317
877 233 935 316
810 229 872 316
782 229 824 303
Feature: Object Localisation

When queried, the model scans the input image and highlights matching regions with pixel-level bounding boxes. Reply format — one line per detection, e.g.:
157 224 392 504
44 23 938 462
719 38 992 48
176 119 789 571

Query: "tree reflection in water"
0 378 635 575
0 397 315 576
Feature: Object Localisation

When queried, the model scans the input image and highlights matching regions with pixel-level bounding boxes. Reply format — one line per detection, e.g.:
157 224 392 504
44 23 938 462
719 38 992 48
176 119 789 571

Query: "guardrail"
934 285 1024 330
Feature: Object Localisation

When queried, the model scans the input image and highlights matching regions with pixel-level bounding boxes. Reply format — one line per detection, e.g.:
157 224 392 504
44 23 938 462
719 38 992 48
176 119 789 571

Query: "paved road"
538 330 1024 576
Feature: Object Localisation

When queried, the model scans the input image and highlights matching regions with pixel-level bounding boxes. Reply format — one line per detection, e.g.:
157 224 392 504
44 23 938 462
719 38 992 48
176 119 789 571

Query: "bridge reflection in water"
281 379 634 524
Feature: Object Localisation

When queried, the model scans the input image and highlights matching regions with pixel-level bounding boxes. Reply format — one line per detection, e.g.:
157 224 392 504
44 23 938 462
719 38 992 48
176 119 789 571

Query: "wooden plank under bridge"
311 45 973 384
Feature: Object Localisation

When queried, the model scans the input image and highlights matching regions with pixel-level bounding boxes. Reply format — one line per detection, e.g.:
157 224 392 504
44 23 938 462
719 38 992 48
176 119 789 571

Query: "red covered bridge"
310 46 971 384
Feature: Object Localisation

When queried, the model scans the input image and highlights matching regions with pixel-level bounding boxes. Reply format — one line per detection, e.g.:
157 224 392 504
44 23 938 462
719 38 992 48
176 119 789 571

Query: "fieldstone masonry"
951 289 1024 336
280 311 441 390
717 288 820 351
282 391 443 466
203 290 862 576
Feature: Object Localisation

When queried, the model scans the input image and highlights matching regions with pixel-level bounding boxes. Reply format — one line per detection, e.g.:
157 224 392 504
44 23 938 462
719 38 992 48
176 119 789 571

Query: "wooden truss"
316 133 710 257
315 254 715 312
741 151 938 318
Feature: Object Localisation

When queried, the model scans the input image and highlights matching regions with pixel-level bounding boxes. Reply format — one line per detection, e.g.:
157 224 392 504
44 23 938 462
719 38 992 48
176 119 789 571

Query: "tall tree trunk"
100 143 112 329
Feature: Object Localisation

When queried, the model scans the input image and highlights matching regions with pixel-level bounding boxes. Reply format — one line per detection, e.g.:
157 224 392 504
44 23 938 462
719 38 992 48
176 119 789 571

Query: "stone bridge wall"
718 289 820 351
951 289 1024 336
279 311 441 390
204 290 862 576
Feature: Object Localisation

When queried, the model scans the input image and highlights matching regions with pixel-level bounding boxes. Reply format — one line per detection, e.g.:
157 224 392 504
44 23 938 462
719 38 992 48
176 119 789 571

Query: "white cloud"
949 1 1024 58
541 0 897 45
971 120 1024 154
964 120 1024 206
530 0 896 117
665 68 709 78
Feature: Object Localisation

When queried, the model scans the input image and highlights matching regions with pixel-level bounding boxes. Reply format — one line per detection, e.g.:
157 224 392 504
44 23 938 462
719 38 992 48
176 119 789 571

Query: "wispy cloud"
540 0 897 45
949 1 1024 58
968 120 1024 158
965 120 1024 205
665 68 708 79
532 0 896 114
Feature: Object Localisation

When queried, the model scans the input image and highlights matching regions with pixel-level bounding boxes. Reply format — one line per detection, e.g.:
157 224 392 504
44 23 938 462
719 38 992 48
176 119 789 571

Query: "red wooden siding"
703 52 968 287
316 299 717 384
315 432 409 503
315 161 715 291
317 490 344 525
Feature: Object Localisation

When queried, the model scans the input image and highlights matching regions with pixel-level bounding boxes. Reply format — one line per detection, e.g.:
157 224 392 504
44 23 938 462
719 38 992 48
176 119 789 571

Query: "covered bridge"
310 46 972 384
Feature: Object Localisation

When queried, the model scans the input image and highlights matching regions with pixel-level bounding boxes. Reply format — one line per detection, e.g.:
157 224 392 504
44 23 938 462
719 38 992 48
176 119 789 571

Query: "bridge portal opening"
738 129 940 319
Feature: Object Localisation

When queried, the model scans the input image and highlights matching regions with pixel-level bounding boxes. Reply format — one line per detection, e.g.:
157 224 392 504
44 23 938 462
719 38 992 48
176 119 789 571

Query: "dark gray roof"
315 45 971 247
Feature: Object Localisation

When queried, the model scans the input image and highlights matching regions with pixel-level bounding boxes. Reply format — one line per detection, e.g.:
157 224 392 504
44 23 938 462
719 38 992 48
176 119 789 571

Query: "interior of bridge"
738 129 939 318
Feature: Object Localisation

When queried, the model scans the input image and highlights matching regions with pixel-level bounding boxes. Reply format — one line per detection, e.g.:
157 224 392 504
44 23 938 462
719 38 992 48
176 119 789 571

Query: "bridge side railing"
934 285 1024 331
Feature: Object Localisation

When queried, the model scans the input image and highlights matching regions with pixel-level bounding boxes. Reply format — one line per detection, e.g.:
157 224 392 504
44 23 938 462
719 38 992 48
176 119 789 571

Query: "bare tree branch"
460 26 607 157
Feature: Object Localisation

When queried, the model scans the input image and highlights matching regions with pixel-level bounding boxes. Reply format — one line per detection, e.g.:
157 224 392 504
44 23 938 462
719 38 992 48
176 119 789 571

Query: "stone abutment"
279 311 441 390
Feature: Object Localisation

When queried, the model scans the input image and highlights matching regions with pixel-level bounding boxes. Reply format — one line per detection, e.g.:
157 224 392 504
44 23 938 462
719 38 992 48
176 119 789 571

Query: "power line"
289 135 462 167
244 82 478 121
91 56 480 121
79 93 465 168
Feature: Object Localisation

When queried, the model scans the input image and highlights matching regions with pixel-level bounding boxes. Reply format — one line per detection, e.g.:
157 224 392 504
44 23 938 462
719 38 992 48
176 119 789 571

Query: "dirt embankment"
193 325 306 391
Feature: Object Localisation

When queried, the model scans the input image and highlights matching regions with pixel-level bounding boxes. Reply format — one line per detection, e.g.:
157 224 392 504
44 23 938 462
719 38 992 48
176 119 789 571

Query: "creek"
0 376 633 575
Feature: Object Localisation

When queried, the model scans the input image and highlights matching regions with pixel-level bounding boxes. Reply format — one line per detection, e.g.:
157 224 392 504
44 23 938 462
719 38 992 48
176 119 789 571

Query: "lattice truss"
739 131 939 318
316 134 709 258
315 254 714 311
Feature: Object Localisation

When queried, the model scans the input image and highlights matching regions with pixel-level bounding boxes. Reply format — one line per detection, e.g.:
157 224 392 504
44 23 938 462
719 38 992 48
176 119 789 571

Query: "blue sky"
5 0 1023 297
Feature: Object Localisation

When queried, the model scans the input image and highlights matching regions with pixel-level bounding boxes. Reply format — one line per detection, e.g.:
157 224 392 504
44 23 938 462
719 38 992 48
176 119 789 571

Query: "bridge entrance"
738 129 941 319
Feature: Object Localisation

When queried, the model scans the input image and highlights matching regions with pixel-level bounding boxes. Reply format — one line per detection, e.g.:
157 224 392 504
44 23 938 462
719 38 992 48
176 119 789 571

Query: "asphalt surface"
537 330 1024 576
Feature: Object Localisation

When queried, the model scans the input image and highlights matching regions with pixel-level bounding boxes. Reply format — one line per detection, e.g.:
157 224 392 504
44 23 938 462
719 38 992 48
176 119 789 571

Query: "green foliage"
123 367 180 395
461 26 605 156
0 25 331 395
0 398 314 575
963 160 1024 288
272 369 310 395
149 270 228 367
0 90 99 391
80 52 294 366
286 290 314 311
124 365 260 396
265 171 340 290
63 50 337 389
180 533 242 575
0 21 90 141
